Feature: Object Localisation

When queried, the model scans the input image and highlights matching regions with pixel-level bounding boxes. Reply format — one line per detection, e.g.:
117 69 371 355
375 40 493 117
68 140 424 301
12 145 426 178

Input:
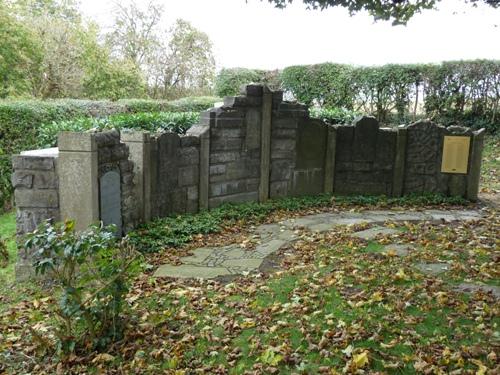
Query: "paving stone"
352 226 399 240
382 244 413 256
220 258 263 270
454 283 500 299
415 262 450 275
255 239 287 257
329 217 374 226
276 230 296 241
155 208 483 279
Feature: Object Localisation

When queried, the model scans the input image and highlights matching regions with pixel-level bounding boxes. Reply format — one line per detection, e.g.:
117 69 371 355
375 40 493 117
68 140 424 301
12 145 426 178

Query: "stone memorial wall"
12 84 485 279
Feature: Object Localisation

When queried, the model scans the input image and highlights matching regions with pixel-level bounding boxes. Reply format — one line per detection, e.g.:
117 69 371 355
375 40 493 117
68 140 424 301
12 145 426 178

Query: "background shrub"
215 68 282 97
282 60 500 130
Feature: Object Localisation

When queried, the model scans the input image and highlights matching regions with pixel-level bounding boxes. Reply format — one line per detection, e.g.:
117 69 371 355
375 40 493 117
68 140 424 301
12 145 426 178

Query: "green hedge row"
38 112 200 148
214 68 281 97
281 60 500 131
0 97 219 210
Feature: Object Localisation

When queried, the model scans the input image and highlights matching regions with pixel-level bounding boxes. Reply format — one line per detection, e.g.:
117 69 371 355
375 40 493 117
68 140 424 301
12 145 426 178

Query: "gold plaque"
441 136 471 174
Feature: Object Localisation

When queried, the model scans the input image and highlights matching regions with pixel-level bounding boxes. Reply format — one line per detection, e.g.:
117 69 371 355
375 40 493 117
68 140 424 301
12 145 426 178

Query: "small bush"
26 220 139 354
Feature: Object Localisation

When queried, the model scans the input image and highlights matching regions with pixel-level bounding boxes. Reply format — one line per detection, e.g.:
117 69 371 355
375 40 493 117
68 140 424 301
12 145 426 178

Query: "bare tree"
107 1 164 68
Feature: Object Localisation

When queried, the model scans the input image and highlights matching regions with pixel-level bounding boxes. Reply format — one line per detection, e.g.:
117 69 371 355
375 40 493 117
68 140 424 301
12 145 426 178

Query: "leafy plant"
25 220 139 354
310 107 360 124
37 111 201 148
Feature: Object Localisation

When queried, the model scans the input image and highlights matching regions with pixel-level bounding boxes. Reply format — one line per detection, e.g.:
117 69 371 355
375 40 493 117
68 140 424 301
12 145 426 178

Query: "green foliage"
282 60 500 129
25 220 139 354
266 0 499 25
0 2 42 98
310 107 360 124
215 68 281 97
38 111 200 148
128 193 468 253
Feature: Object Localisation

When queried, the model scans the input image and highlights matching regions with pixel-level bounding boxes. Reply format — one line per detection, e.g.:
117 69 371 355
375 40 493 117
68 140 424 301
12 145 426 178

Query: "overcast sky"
79 0 500 70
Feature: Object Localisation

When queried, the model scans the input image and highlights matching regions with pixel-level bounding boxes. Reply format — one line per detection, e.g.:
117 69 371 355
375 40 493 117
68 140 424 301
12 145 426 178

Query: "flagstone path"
154 207 499 298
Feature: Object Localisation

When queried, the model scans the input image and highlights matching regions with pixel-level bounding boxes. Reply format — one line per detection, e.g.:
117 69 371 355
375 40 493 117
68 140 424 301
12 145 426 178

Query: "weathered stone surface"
11 171 33 189
415 262 450 275
454 283 500 299
15 189 59 208
209 191 259 208
404 121 446 195
99 170 122 235
12 155 55 171
353 116 379 162
352 226 399 240
178 166 199 187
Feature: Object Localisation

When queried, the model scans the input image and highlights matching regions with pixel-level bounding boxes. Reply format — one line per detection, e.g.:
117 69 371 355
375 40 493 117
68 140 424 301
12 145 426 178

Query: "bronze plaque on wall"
441 136 471 174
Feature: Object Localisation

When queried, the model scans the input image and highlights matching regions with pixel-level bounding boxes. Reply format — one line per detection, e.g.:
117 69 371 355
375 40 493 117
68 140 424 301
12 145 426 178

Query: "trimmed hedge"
0 97 219 210
215 68 281 97
282 60 500 131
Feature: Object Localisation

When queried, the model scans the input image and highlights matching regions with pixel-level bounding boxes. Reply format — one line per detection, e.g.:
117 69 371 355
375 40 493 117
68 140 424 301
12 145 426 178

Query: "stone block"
16 207 60 235
272 118 298 129
245 108 261 150
95 130 120 147
291 168 324 196
58 149 99 230
241 84 264 97
224 96 262 107
179 166 199 186
214 118 245 128
11 171 33 189
187 186 198 200
180 136 200 147
210 152 239 164
334 126 354 162
210 164 226 176
272 129 296 138
179 147 199 166
353 116 379 162
208 191 259 208
272 139 295 151
211 128 243 138
295 118 327 170
270 160 293 181
15 189 59 208
12 155 55 171
58 132 97 152
211 137 243 151
120 130 150 143
270 181 289 198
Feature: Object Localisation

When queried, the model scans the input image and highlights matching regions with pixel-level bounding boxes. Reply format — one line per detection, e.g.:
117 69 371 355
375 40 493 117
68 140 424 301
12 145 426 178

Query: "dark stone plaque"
99 170 122 235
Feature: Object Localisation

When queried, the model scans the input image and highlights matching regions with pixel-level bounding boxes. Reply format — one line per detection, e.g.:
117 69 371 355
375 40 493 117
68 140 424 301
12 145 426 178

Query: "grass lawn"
0 211 16 284
481 134 499 193
0 134 498 374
